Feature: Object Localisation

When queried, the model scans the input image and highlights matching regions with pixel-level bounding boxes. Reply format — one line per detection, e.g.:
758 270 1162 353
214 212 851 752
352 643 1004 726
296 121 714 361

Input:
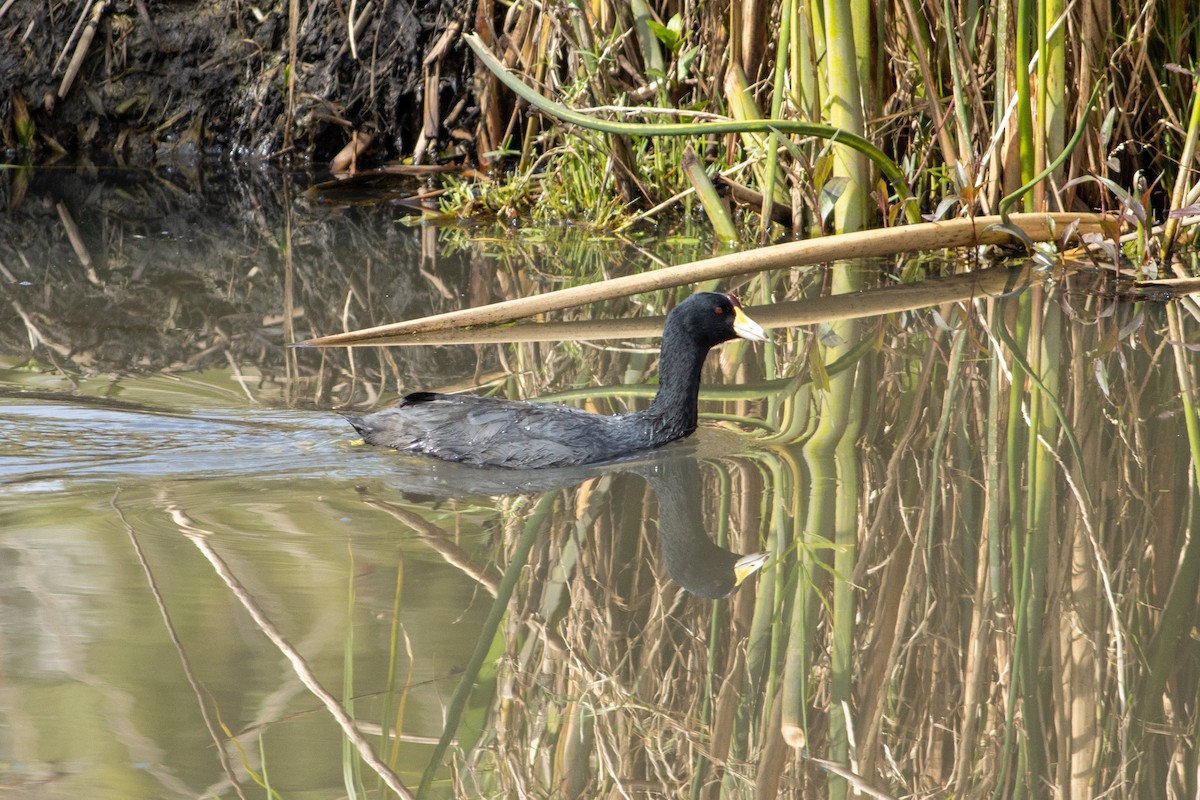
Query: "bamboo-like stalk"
781 474 821 751
820 0 869 233
799 259 863 798
989 0 1011 209
796 0 822 119
1043 0 1066 195
1014 0 1036 199
996 288 1031 796
1162 85 1200 263
1021 285 1058 786
829 434 860 800
758 0 794 242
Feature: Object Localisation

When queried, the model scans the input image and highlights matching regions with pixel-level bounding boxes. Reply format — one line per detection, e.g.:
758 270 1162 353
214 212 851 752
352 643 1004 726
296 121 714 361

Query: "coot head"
669 292 768 347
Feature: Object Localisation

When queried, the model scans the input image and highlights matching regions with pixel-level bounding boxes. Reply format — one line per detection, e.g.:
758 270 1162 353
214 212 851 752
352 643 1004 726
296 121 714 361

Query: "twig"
57 0 111 101
0 0 19 24
55 201 100 285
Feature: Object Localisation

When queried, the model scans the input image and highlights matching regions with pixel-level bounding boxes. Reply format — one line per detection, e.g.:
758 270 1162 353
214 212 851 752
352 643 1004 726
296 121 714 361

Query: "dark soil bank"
2 0 477 163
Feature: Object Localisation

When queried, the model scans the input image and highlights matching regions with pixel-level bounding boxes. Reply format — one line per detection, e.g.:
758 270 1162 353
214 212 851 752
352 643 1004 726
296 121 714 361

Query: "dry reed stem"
300 213 1116 345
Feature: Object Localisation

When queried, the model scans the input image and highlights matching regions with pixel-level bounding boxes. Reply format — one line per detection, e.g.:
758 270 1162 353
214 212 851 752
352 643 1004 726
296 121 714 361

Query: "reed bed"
459 0 1198 250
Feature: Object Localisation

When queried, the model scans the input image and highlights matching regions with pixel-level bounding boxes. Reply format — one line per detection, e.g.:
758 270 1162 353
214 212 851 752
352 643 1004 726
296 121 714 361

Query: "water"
1 165 1197 798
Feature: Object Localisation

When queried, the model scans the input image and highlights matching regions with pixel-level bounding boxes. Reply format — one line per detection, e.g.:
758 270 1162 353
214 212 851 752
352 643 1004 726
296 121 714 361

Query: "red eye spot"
714 307 724 315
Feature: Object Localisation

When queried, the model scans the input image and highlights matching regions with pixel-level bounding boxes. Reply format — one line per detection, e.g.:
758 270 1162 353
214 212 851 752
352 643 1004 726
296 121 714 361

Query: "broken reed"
466 0 1198 241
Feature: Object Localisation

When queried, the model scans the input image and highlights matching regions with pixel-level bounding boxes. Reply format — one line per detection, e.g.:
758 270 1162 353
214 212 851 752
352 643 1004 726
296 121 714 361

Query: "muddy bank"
2 0 479 165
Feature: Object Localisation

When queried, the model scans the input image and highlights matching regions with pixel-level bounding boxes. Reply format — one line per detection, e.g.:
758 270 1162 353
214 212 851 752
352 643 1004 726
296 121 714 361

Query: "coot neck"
643 325 713 437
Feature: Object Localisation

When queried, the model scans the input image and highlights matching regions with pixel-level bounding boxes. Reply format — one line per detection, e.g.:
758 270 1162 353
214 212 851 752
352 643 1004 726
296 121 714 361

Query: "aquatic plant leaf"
819 177 849 227
1100 107 1117 150
678 45 699 79
982 221 1034 249
1117 307 1144 342
1093 359 1111 399
646 15 683 53
816 321 844 348
927 195 960 221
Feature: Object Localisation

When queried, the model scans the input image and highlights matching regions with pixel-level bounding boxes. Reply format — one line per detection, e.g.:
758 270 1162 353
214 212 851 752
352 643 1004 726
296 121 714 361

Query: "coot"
345 292 767 468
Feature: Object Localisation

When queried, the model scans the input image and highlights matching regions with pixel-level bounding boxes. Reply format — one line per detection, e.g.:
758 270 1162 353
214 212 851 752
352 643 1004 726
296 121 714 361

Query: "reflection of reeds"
419 273 1200 797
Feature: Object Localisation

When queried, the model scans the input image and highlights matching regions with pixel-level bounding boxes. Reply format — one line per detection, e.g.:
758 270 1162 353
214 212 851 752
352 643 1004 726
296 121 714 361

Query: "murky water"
2 166 1198 798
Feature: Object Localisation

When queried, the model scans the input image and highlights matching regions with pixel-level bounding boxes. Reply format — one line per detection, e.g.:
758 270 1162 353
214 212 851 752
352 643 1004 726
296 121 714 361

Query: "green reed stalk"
629 0 664 78
851 0 871 117
1021 291 1058 787
1162 84 1200 258
940 0 972 166
1014 0 1035 196
990 1 1011 208
804 263 863 796
724 65 788 210
780 478 820 751
997 82 1101 223
799 0 825 120
994 290 1032 797
748 457 788 700
829 437 859 800
790 1 807 113
760 0 794 242
821 0 869 232
1034 0 1048 205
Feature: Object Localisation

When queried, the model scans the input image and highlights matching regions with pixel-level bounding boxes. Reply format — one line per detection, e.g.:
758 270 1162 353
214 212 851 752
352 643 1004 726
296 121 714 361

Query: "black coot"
345 292 768 468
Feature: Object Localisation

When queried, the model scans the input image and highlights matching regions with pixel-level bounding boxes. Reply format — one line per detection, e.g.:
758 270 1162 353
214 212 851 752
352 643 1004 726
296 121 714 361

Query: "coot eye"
714 306 725 315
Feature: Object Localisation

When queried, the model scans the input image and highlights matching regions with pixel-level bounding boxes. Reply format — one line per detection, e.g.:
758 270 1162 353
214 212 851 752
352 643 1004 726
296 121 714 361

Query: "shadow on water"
3 164 1200 798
